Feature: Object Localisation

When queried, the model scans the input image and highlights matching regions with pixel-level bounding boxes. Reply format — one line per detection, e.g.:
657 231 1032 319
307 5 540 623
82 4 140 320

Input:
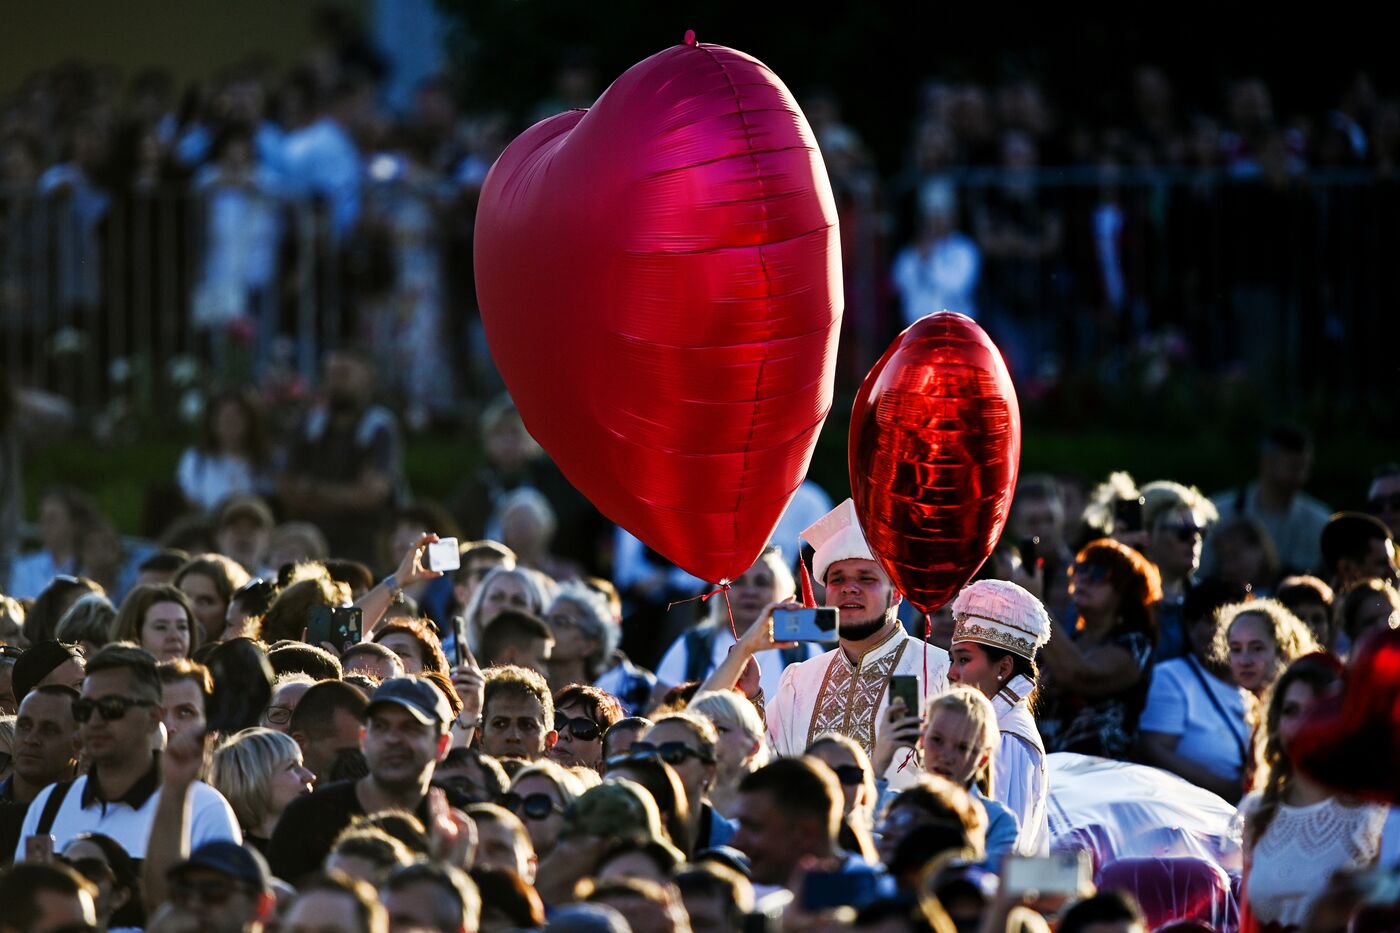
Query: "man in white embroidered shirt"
736 499 950 775
12 644 240 862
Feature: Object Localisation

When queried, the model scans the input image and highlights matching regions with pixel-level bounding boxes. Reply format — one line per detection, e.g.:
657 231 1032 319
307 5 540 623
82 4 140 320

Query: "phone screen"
308 606 362 651
888 675 919 712
1002 853 1091 897
1114 496 1145 533
772 607 840 642
428 538 461 572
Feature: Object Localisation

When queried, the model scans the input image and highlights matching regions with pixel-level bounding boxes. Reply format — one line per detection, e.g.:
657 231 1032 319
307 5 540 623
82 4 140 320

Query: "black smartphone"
308 605 363 651
888 674 919 713
1114 496 1145 533
1019 535 1041 568
772 607 840 642
453 615 470 668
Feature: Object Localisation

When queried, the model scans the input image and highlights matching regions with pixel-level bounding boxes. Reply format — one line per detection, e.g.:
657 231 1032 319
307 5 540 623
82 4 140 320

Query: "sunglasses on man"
499 791 564 821
72 695 154 723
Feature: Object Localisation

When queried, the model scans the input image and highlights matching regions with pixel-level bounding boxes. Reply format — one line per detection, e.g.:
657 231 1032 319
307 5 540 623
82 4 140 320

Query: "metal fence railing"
3 169 1395 425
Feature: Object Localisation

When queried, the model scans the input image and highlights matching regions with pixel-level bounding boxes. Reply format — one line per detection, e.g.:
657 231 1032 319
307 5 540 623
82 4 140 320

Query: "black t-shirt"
266 779 429 884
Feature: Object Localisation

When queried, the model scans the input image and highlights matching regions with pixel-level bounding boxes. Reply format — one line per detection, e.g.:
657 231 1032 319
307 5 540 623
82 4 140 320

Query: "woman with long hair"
1210 598 1320 700
1242 654 1386 930
1039 538 1161 759
174 554 251 643
110 584 201 662
463 565 554 655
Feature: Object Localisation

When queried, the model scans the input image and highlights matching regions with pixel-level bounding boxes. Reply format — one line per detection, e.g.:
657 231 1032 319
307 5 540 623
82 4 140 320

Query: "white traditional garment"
991 684 1049 855
766 624 949 779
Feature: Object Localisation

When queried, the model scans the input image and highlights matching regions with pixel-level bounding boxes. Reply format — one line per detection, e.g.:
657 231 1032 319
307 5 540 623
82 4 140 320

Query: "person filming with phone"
704 500 949 777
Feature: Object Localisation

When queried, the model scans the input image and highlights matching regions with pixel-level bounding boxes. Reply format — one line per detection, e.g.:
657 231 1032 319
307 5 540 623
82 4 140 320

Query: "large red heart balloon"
475 33 842 585
849 312 1021 614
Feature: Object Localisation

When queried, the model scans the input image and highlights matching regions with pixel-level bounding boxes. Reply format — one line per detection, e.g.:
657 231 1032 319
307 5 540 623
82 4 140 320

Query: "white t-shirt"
12 771 241 862
1139 656 1250 781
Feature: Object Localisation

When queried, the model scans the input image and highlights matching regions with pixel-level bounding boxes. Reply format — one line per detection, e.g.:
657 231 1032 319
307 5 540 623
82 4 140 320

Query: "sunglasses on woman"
72 696 154 723
1072 563 1113 585
499 792 564 821
833 764 866 786
554 715 601 742
1164 523 1204 543
627 741 715 766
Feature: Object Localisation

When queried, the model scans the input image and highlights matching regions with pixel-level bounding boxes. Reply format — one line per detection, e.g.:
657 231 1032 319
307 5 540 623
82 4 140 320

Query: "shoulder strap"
1184 656 1249 765
36 779 76 837
683 628 715 683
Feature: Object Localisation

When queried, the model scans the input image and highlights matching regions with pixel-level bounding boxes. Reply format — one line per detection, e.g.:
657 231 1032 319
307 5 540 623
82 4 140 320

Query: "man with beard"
278 349 403 566
267 676 452 883
734 500 949 776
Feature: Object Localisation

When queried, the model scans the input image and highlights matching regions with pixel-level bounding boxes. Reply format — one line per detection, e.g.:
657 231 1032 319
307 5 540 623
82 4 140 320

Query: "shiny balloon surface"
849 312 1021 614
475 34 842 585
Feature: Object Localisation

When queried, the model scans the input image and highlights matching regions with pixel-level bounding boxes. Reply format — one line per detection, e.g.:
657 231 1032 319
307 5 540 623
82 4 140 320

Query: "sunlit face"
268 754 315 819
361 704 446 791
1069 562 1121 618
1149 506 1204 579
547 700 603 770
40 657 86 694
161 678 206 741
482 575 534 627
1276 681 1319 753
920 709 989 787
1228 613 1280 694
710 717 760 782
825 559 899 635
180 573 227 641
729 555 787 628
377 632 425 674
509 773 565 857
142 601 192 662
946 642 1008 698
481 692 552 762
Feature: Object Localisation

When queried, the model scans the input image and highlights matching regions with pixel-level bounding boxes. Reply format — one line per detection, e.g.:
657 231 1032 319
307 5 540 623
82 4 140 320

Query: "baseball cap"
168 841 271 891
13 641 83 702
367 676 452 726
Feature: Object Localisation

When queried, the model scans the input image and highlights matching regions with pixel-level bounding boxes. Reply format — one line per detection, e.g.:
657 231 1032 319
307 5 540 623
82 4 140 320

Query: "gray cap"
546 904 632 933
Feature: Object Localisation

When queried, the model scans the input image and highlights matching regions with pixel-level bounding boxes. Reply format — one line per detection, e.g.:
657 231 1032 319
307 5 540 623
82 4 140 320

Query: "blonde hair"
1140 479 1219 530
688 691 769 769
209 727 303 832
1211 599 1321 687
710 547 795 625
511 758 587 808
924 686 999 788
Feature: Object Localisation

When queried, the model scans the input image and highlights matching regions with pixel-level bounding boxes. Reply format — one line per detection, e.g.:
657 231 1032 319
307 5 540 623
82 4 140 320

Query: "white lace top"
1245 794 1386 928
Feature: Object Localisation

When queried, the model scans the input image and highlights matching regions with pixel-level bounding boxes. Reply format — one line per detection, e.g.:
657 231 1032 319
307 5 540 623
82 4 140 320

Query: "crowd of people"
0 352 1398 932
3 29 1398 418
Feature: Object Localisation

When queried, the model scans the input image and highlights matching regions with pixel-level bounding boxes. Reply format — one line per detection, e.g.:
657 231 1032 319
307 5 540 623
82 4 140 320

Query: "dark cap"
13 641 83 703
367 676 452 726
546 904 631 933
168 841 271 891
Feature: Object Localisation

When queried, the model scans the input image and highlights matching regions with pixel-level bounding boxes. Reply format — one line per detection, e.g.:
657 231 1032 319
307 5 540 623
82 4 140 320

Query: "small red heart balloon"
849 312 1021 614
475 35 842 586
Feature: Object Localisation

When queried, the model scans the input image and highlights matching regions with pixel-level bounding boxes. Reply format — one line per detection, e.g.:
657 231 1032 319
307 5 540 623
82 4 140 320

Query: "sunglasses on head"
72 696 154 723
1369 494 1400 514
1072 563 1112 585
833 764 866 786
500 791 563 821
627 741 714 766
554 715 601 742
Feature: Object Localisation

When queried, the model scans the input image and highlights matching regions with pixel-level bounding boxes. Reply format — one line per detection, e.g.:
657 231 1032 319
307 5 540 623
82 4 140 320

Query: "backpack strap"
683 628 716 683
36 779 76 837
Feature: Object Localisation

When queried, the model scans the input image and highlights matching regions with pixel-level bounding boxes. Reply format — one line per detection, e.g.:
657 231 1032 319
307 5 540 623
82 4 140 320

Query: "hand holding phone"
307 605 363 653
427 537 460 573
772 607 840 643
887 674 920 714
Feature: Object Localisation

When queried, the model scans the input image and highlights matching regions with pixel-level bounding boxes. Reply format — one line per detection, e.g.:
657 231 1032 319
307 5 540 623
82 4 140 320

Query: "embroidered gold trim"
952 619 1036 658
805 634 911 758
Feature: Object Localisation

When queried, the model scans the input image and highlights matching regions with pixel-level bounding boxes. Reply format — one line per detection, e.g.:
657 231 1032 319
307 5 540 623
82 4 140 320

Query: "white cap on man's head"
801 498 877 584
949 579 1052 661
